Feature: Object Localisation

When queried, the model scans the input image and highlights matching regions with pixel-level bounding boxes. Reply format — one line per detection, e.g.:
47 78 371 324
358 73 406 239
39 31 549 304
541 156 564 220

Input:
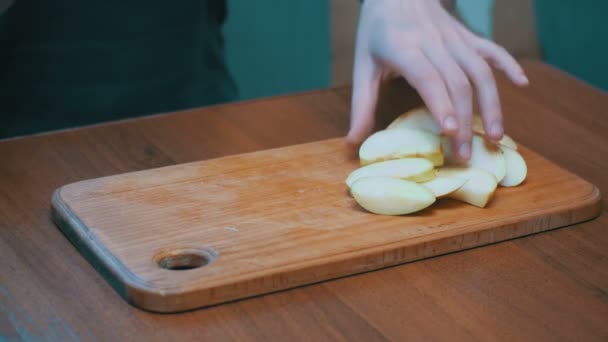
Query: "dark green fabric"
0 0 237 138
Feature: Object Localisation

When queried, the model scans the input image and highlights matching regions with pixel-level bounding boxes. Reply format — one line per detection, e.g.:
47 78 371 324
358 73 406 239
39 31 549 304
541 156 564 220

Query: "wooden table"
1 61 607 341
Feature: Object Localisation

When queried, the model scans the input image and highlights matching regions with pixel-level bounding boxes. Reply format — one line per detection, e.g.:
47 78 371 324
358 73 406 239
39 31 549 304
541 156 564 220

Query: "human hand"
347 0 528 160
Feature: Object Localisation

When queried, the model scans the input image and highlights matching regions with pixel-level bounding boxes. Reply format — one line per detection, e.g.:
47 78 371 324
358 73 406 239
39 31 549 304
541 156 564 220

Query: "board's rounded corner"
51 186 75 229
590 185 602 200
123 281 204 314
51 181 88 209
51 184 66 203
588 185 603 214
570 183 604 225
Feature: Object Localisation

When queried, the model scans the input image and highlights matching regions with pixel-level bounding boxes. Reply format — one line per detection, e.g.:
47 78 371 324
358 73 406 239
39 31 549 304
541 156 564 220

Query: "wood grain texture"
52 139 601 312
1 61 608 339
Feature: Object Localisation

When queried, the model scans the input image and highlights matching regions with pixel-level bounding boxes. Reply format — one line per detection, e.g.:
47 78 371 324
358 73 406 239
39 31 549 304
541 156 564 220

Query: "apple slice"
388 107 518 149
422 176 467 198
472 115 518 150
422 151 445 167
387 107 440 134
498 135 518 150
351 177 436 215
499 146 527 187
346 158 435 188
442 135 506 182
359 128 443 166
437 167 498 208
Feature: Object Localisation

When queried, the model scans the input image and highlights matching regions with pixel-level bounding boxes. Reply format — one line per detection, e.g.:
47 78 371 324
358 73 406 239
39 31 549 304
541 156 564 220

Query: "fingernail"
490 121 503 137
443 116 458 131
459 142 471 159
518 73 529 85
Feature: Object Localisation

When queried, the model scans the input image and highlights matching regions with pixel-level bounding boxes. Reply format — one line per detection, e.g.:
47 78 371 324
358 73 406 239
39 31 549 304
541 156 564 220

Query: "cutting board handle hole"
155 248 217 271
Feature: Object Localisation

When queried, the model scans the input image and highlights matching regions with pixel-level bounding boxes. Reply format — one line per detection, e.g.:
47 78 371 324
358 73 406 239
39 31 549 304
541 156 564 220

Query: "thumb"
347 56 381 146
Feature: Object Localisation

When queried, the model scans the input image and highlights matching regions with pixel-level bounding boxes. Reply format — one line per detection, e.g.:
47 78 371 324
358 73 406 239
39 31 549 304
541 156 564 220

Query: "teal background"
222 0 608 99
534 1 608 90
223 0 331 100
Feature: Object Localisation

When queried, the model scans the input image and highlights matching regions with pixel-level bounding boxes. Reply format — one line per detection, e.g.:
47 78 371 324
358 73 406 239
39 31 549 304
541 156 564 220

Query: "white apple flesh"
359 128 443 166
499 146 528 187
351 177 436 215
346 158 435 188
422 176 467 198
388 107 518 150
387 107 441 134
442 135 506 183
437 167 498 208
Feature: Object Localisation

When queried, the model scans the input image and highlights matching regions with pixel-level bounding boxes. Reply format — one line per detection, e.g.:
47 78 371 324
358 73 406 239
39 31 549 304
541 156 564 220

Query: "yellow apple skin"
351 177 436 215
437 167 498 208
497 134 518 150
423 151 445 168
499 146 528 187
359 128 443 167
346 158 436 189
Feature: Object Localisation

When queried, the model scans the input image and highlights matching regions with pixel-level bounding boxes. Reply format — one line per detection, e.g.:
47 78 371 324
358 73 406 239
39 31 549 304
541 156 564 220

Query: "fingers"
474 39 529 86
389 49 458 136
454 22 529 87
422 42 472 137
347 54 381 146
447 37 504 142
449 114 473 161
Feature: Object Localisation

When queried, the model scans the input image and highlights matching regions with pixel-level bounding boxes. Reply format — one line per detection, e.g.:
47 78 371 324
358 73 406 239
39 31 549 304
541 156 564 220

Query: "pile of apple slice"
347 107 528 215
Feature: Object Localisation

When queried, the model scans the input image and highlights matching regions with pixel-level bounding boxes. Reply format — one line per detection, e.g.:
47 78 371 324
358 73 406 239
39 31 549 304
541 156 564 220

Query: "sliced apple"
499 146 527 187
468 137 506 182
472 115 518 150
346 158 435 188
436 167 497 208
422 176 467 198
351 177 436 215
423 151 445 167
498 135 518 150
359 128 443 166
442 135 506 182
389 107 518 150
440 137 452 160
387 107 441 134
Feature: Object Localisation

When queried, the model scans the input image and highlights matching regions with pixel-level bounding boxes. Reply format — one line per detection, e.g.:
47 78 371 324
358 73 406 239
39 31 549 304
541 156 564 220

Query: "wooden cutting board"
51 138 601 313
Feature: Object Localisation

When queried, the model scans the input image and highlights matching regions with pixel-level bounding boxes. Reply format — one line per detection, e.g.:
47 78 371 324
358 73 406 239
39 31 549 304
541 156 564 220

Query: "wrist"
441 0 456 10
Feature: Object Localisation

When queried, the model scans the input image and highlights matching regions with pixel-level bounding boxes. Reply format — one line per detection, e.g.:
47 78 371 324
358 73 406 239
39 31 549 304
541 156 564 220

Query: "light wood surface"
1 61 608 339
52 138 600 312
